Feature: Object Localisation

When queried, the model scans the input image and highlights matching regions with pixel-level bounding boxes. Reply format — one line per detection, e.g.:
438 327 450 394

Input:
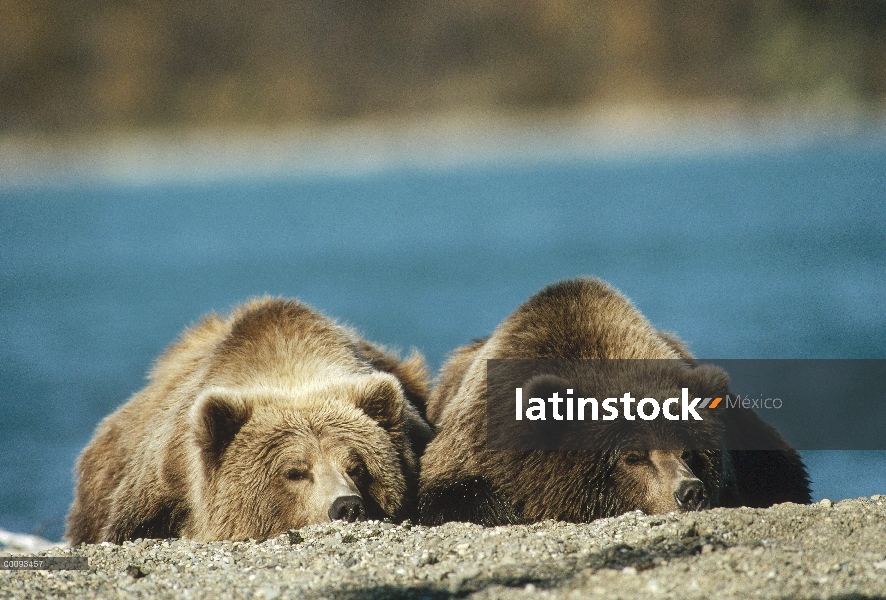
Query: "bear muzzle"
674 478 707 511
328 495 366 522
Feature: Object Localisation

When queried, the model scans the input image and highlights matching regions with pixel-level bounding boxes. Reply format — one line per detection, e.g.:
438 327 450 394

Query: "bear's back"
495 278 683 361
430 279 685 436
199 298 371 393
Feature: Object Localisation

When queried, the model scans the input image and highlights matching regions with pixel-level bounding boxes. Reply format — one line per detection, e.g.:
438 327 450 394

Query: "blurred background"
2 0 886 132
1 1 885 542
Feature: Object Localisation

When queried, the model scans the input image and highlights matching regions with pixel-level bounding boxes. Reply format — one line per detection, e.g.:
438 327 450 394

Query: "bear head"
488 360 737 522
189 372 412 540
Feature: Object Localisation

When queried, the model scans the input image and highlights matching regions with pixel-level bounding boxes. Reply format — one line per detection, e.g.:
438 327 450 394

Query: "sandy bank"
2 496 885 599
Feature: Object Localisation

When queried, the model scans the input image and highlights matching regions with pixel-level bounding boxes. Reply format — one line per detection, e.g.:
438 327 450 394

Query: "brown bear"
67 297 433 544
418 278 810 526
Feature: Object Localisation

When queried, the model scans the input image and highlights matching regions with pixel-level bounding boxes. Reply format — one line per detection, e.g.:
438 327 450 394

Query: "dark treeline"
2 0 885 133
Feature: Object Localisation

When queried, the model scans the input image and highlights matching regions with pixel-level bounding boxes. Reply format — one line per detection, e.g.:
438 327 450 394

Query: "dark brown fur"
419 278 810 526
67 298 432 544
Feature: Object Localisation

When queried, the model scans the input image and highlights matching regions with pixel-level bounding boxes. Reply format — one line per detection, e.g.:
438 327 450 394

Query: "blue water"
2 137 885 541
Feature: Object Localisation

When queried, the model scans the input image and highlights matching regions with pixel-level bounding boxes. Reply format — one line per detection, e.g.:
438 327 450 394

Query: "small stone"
447 573 464 594
460 566 481 580
622 566 638 576
680 519 698 539
819 499 832 508
126 565 147 579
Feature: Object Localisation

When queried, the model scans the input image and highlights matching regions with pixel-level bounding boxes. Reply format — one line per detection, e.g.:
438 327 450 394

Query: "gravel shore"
3 497 885 599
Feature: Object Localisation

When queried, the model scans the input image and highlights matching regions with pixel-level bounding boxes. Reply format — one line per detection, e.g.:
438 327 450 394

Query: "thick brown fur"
419 278 810 526
67 298 433 544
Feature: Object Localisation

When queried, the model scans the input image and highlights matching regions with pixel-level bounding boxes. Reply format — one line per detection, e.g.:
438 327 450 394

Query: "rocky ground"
2 497 886 599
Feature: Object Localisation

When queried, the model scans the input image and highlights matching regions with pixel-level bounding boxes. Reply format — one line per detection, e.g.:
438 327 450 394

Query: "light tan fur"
67 297 432 544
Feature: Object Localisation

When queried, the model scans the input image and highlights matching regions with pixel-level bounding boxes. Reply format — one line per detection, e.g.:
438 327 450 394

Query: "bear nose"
674 478 706 511
328 495 366 522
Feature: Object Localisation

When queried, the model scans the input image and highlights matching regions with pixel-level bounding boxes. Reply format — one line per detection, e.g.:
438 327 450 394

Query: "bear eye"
285 468 309 481
347 462 367 484
623 451 646 466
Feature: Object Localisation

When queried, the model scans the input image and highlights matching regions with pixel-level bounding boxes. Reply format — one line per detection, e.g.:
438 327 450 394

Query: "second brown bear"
419 278 810 525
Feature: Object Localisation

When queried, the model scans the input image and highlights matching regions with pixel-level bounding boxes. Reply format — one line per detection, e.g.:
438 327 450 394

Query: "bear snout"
328 495 366 522
674 478 707 511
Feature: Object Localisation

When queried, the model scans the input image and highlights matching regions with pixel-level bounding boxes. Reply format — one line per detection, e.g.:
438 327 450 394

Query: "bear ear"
686 364 731 396
355 376 404 430
193 389 252 470
522 374 572 402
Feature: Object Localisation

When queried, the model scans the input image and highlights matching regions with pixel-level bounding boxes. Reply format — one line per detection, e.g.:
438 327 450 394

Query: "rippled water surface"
2 135 884 540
